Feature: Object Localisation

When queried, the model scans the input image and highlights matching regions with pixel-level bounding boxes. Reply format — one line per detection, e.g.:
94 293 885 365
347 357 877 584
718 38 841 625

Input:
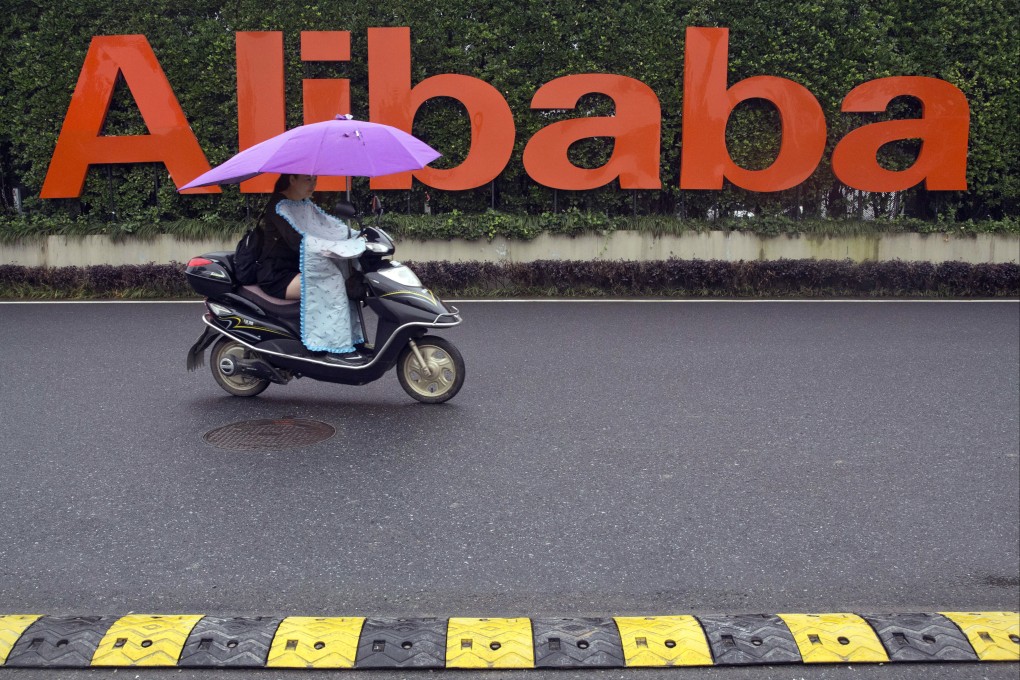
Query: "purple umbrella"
179 116 441 190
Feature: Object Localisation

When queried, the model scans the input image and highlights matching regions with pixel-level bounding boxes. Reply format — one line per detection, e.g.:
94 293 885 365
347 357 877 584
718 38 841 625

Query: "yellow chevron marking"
266 616 364 668
941 611 1020 661
0 615 41 664
446 618 535 668
778 613 889 663
91 614 203 666
614 615 713 666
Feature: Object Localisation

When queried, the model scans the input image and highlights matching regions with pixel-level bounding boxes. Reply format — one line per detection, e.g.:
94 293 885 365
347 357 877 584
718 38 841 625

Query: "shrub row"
410 260 1020 298
2 211 1019 245
1 260 1017 300
0 263 191 299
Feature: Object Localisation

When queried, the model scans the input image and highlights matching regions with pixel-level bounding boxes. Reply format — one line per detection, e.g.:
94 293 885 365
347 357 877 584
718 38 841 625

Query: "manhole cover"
203 418 335 451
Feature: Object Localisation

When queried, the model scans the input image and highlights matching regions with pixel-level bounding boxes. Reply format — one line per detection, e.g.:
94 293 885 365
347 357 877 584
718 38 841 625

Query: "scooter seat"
239 285 301 321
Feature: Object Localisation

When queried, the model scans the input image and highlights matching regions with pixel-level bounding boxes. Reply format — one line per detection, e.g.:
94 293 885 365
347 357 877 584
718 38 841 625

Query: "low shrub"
407 260 1020 298
0 263 192 299
1 259 1016 300
2 211 1018 245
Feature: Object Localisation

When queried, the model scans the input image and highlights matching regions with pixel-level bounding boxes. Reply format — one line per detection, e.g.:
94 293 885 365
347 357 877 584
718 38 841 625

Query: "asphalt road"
0 299 1017 680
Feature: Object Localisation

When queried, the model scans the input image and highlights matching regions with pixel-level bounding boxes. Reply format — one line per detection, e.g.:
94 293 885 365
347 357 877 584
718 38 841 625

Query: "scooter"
184 215 465 403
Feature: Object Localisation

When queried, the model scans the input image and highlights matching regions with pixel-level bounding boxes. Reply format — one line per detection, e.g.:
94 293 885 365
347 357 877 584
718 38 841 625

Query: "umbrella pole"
356 299 368 349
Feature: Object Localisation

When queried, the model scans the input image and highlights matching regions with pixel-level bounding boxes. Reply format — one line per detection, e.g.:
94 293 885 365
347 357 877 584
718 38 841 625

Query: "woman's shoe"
322 350 368 365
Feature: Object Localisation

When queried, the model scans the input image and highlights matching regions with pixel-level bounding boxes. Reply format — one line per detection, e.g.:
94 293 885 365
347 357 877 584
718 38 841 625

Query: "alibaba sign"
40 27 970 198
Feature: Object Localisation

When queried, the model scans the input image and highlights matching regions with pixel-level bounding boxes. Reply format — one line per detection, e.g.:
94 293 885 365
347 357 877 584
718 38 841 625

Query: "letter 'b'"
679 27 826 192
368 27 515 190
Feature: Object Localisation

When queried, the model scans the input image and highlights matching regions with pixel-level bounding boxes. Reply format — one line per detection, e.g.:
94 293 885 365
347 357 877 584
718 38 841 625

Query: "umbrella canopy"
179 116 441 190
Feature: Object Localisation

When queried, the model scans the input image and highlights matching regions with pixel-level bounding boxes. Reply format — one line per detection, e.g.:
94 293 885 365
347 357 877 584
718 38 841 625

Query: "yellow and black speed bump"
266 616 364 668
615 615 714 666
778 612 891 663
0 611 1016 669
91 614 204 666
3 616 118 668
354 618 448 668
697 614 802 665
178 616 283 667
446 617 534 668
532 617 625 667
861 613 979 662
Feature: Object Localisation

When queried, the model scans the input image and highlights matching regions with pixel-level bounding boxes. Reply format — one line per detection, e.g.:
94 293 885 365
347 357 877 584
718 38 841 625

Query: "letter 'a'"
832 76 969 191
41 35 215 197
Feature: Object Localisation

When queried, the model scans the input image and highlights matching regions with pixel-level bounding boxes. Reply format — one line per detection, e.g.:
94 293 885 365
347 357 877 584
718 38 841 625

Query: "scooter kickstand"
408 339 432 377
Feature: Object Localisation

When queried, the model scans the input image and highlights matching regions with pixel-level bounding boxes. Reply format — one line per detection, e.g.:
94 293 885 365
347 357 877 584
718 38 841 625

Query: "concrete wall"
2 231 1017 267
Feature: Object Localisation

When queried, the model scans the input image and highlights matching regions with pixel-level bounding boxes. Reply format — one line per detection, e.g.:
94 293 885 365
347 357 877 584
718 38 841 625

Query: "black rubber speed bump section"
178 616 283 667
862 613 979 662
4 616 118 668
532 617 625 668
697 614 801 665
354 618 447 668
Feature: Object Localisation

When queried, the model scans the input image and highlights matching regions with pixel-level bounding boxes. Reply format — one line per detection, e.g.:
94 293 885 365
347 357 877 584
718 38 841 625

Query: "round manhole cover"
203 418 335 451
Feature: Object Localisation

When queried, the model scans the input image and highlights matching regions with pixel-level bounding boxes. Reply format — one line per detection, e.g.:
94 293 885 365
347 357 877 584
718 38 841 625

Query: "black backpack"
233 224 263 286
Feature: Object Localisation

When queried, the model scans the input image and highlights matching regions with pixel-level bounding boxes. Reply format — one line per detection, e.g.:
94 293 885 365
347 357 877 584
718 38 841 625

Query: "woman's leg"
284 274 301 300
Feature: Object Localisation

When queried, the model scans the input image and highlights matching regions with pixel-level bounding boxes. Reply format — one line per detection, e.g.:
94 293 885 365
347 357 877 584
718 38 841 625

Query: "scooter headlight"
378 264 423 287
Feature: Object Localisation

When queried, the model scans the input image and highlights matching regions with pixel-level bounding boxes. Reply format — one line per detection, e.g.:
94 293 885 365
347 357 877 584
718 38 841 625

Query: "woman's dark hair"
272 174 292 194
259 174 293 226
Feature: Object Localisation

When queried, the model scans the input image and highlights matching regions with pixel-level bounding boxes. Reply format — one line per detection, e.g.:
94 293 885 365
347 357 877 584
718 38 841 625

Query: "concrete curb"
3 231 1018 268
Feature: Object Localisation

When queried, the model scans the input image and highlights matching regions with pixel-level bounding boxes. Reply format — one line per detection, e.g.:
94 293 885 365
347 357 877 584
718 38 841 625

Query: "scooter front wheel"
210 337 270 398
397 336 465 403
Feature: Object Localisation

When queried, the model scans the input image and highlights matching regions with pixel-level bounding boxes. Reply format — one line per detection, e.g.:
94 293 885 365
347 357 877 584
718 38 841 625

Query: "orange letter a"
41 35 215 198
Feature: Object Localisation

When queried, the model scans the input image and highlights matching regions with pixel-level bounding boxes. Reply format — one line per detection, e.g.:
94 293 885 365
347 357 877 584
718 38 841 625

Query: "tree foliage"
1 0 1016 227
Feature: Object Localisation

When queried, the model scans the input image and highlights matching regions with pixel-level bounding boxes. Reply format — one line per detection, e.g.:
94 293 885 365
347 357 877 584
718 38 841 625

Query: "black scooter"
184 219 464 403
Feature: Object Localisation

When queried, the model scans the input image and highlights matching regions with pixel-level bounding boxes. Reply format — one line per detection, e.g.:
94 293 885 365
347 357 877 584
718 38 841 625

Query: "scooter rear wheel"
210 337 270 398
397 336 465 403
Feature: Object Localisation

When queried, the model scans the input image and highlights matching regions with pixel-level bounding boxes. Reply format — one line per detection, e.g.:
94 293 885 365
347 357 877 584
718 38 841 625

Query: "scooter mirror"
334 201 358 219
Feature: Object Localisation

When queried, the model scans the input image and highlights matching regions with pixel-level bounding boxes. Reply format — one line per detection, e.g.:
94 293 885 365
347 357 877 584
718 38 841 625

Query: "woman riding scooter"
256 173 368 365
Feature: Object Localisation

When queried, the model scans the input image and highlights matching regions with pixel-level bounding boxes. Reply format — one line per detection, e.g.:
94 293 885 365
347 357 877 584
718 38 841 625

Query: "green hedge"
2 210 1017 245
1 0 1017 225
2 260 1017 300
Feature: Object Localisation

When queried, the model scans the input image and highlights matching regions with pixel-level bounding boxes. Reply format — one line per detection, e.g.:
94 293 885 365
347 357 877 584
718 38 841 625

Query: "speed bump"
532 617 625 667
613 616 713 666
778 613 890 663
697 614 801 665
91 614 203 666
941 611 1020 661
1 610 1018 669
0 615 41 665
445 618 534 668
266 617 365 668
355 617 448 668
862 613 978 662
178 616 283 667
4 615 118 667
